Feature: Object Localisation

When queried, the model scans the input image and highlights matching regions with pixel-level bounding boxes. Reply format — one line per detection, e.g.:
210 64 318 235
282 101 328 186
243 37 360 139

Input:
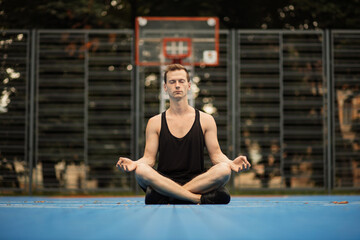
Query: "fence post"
230 29 237 160
325 29 333 194
227 29 237 189
84 32 89 192
133 40 141 194
28 29 37 195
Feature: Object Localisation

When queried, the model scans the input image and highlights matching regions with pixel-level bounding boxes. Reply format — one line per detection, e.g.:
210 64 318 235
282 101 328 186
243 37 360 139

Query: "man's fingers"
117 157 125 163
244 162 250 168
116 157 136 173
241 164 248 172
242 156 250 164
243 163 250 171
116 158 126 171
238 163 249 172
116 163 124 171
231 155 251 173
241 156 251 169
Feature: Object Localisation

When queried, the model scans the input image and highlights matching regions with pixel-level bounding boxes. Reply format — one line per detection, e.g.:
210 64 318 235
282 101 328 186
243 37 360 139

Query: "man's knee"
214 162 232 183
135 163 153 185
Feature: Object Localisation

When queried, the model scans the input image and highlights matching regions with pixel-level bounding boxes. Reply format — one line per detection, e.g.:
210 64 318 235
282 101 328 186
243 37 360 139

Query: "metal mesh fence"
332 30 360 189
34 30 134 192
0 30 30 192
0 29 359 194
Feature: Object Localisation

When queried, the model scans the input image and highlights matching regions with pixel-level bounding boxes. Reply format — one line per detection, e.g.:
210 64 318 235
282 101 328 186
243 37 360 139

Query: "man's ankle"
194 194 201 204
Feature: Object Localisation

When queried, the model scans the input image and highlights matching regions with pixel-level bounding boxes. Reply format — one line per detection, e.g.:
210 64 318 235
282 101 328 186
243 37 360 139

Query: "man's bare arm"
202 112 251 172
116 115 160 172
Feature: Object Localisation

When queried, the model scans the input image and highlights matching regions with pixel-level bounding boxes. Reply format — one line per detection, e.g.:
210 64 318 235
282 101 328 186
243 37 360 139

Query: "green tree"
0 0 133 29
1 0 360 30
278 0 360 29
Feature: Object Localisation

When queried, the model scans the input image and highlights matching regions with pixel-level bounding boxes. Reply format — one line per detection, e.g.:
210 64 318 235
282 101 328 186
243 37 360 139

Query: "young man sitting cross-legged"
116 64 251 204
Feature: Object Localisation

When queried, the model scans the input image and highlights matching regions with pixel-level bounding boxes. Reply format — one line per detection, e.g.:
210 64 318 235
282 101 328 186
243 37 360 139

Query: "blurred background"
0 0 359 195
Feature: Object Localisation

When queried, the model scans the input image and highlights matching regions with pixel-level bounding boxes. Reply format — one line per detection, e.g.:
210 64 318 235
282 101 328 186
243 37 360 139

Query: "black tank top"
157 109 205 184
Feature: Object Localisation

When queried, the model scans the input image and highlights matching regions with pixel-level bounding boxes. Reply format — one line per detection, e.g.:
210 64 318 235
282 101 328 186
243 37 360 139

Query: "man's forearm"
136 156 155 167
211 153 232 165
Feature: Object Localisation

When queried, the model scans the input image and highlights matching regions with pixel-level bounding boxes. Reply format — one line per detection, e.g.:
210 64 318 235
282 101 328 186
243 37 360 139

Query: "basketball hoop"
135 17 219 66
163 38 192 64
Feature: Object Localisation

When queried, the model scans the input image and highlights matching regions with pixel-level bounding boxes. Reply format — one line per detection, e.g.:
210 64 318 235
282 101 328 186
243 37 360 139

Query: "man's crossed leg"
135 162 232 204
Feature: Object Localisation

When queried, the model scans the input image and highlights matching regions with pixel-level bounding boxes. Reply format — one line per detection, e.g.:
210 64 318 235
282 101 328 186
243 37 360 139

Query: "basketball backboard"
135 17 219 66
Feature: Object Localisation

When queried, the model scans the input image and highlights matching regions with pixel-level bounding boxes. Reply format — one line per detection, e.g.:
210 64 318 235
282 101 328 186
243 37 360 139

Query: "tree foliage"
0 0 359 29
279 0 360 29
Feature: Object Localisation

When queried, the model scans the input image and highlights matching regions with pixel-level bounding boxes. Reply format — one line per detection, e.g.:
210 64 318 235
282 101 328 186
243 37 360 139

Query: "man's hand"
116 157 137 172
230 155 251 173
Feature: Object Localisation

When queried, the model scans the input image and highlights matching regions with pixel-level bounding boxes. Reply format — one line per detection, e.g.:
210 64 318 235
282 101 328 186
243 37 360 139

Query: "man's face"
164 70 190 99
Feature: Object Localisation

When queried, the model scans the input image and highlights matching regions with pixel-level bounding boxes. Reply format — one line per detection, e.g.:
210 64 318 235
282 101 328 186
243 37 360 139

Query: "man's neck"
168 99 192 116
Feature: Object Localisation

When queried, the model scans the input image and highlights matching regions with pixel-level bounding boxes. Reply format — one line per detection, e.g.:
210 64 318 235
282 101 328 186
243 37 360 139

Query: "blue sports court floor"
1 195 359 240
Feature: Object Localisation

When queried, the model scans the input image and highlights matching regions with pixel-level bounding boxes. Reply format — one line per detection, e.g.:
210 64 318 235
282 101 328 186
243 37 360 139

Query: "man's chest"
166 117 195 138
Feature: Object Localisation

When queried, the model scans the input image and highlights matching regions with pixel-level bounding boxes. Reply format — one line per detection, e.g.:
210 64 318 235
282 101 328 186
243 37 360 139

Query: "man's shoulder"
198 110 215 121
147 113 162 132
198 110 216 128
148 113 162 124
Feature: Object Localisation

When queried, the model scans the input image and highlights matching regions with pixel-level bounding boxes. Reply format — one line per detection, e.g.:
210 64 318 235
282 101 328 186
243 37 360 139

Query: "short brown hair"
163 64 190 83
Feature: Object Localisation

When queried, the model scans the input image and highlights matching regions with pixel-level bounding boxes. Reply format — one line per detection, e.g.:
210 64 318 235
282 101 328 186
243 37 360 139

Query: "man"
116 64 251 204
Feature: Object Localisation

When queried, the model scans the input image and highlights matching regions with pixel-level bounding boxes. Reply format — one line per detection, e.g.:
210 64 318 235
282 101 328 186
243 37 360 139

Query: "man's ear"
164 83 168 92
